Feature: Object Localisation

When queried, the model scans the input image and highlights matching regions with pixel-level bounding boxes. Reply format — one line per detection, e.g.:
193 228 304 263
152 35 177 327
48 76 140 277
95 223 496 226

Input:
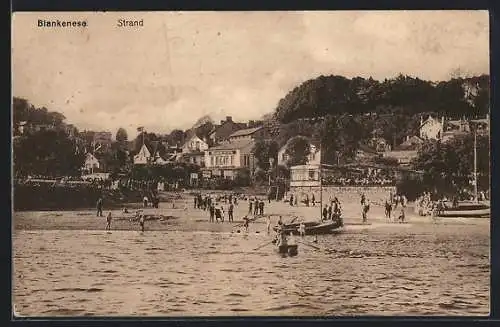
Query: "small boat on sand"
437 201 490 218
274 219 343 235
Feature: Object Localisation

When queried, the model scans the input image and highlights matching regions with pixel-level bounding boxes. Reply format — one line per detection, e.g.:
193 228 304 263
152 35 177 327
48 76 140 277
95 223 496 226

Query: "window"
309 170 316 180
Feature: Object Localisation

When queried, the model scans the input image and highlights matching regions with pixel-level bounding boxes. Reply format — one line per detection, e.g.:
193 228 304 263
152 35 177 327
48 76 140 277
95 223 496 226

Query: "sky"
12 11 489 138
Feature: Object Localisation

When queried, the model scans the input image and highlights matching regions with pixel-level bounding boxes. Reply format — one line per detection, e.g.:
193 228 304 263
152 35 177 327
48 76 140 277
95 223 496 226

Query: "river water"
13 223 489 316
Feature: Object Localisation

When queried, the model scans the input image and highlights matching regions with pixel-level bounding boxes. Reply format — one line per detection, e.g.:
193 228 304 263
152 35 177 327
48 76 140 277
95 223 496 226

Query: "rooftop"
209 139 255 152
229 126 263 138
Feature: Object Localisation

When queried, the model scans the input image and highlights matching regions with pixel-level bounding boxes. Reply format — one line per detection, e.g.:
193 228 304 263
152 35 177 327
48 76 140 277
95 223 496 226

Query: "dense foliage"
274 74 489 123
14 129 85 177
412 134 489 195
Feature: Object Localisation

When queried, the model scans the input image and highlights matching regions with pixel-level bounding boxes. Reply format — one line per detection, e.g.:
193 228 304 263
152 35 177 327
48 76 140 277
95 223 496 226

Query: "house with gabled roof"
202 139 256 180
133 143 152 165
181 134 209 154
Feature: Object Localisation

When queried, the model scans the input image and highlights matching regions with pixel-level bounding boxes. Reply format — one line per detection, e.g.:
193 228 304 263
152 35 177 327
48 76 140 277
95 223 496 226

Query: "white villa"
419 115 444 140
202 139 256 180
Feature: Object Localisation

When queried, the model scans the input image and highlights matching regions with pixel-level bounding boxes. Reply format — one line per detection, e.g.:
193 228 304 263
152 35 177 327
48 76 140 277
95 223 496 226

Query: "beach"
13 193 490 316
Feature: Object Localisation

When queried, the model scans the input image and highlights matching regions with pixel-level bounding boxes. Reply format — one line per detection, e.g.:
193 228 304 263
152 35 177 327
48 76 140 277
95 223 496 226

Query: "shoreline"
14 198 489 233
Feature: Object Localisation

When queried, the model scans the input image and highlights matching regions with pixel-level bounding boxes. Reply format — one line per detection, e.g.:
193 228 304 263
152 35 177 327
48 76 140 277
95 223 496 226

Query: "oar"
253 240 274 251
297 239 335 254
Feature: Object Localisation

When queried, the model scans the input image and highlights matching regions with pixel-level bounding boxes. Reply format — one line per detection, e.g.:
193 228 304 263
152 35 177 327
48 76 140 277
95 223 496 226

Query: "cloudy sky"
12 11 489 138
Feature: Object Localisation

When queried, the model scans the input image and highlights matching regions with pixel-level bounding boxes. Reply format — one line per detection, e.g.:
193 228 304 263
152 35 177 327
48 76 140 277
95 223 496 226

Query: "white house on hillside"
182 135 209 153
277 141 321 166
83 153 100 173
419 115 444 140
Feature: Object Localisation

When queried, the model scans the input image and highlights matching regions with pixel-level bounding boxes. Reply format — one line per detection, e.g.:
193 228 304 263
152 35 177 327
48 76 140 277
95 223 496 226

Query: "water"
13 225 489 316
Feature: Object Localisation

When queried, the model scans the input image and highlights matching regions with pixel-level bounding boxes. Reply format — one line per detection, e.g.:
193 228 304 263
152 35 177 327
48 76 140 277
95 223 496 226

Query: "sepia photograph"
12 11 490 316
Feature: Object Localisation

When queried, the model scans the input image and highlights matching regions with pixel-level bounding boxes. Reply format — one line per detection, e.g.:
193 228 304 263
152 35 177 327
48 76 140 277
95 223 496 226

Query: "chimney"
406 135 410 142
226 116 232 122
441 116 444 128
420 115 423 126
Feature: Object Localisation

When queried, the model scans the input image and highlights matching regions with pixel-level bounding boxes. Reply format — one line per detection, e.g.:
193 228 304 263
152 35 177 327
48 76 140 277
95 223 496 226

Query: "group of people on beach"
193 193 238 223
322 197 342 221
96 196 146 232
383 193 408 223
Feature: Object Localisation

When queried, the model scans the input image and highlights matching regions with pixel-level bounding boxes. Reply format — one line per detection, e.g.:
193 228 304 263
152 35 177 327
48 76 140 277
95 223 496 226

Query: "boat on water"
437 201 490 218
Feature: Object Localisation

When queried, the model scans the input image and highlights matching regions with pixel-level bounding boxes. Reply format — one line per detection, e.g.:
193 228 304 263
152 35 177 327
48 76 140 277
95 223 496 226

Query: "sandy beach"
13 192 490 316
13 192 489 233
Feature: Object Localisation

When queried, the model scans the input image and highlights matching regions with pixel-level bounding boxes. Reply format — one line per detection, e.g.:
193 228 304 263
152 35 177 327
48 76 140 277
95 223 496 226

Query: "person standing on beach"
209 203 215 222
328 204 333 220
254 198 259 216
290 194 294 206
139 214 145 232
322 206 328 221
299 222 306 237
362 199 370 223
312 194 315 206
105 211 112 230
259 200 265 216
228 203 234 222
243 216 250 232
96 197 103 217
385 200 392 221
248 198 253 215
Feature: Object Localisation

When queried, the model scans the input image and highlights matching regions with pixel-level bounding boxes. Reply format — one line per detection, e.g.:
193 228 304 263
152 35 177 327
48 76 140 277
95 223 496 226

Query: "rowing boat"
437 201 490 218
273 218 343 235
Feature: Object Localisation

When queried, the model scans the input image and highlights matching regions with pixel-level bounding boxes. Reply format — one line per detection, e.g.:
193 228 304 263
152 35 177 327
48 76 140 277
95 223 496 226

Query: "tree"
253 139 279 170
412 134 489 196
116 127 128 144
169 129 186 147
285 136 311 166
14 129 85 177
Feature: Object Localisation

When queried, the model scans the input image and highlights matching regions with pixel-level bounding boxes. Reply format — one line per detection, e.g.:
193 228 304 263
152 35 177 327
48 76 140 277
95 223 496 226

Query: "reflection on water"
13 226 489 316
